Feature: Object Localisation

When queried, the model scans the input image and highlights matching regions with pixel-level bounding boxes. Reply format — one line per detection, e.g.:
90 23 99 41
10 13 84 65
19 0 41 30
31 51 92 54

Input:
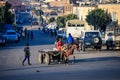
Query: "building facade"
73 3 120 26
73 5 95 21
98 4 120 25
49 0 73 15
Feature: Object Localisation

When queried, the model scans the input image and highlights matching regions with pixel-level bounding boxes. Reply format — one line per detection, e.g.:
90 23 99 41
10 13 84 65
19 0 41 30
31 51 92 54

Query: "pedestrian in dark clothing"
22 43 32 66
30 31 34 40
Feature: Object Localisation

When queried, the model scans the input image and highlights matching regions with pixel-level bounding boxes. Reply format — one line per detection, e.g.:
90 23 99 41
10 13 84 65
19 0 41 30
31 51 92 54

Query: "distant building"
98 4 120 25
49 0 73 15
44 0 55 2
73 2 96 21
73 2 120 26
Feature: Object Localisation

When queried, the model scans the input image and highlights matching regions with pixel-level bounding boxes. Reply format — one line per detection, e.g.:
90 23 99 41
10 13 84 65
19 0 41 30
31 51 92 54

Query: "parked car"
0 33 6 46
79 30 102 51
105 27 120 50
4 30 20 43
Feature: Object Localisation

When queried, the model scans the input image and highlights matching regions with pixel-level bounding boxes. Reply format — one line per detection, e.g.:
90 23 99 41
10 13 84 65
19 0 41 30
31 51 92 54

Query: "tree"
4 1 14 24
56 14 79 28
65 14 78 21
86 8 112 31
48 17 56 23
0 6 5 25
56 16 66 28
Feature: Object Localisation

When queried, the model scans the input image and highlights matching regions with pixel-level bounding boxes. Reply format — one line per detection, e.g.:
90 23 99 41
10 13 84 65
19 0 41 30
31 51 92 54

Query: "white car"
4 30 20 43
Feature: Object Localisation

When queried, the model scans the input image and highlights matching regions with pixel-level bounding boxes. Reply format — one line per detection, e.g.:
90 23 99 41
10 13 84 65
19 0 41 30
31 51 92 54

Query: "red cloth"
56 41 64 51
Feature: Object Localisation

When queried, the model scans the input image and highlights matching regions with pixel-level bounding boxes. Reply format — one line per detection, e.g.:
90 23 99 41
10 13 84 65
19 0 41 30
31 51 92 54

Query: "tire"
38 52 44 64
44 53 50 65
92 36 102 44
92 36 102 48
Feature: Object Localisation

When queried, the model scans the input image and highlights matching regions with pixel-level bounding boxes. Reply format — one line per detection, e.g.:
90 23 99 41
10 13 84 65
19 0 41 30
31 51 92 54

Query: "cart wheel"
44 53 50 65
38 51 44 64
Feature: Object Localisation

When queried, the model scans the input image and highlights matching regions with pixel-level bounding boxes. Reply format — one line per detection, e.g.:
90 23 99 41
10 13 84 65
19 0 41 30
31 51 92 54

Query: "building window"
112 12 117 21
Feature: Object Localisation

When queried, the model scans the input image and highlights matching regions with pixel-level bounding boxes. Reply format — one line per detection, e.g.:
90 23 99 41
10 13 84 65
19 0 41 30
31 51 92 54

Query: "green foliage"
0 6 5 25
4 1 14 24
86 8 112 31
0 1 14 26
39 15 43 21
48 17 56 23
5 1 12 10
4 9 14 24
56 14 79 28
65 14 79 20
56 16 66 28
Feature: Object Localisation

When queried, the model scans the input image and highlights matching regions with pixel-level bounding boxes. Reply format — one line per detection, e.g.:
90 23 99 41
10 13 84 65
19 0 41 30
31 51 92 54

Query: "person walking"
22 43 32 66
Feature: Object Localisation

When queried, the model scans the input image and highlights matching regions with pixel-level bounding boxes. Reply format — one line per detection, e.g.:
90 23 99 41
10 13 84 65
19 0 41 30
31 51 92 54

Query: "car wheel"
92 36 102 49
44 53 50 65
38 52 44 64
92 36 102 44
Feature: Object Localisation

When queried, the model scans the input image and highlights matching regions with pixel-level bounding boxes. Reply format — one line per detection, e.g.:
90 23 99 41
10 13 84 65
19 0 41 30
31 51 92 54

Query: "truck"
65 19 93 39
105 26 120 50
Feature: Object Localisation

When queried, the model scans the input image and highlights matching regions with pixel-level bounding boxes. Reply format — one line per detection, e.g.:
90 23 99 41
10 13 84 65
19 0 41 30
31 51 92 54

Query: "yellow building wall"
98 4 120 25
73 6 95 30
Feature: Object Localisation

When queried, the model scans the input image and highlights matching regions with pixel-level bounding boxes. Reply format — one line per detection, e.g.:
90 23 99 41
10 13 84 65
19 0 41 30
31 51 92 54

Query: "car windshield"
7 32 16 35
85 32 100 38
